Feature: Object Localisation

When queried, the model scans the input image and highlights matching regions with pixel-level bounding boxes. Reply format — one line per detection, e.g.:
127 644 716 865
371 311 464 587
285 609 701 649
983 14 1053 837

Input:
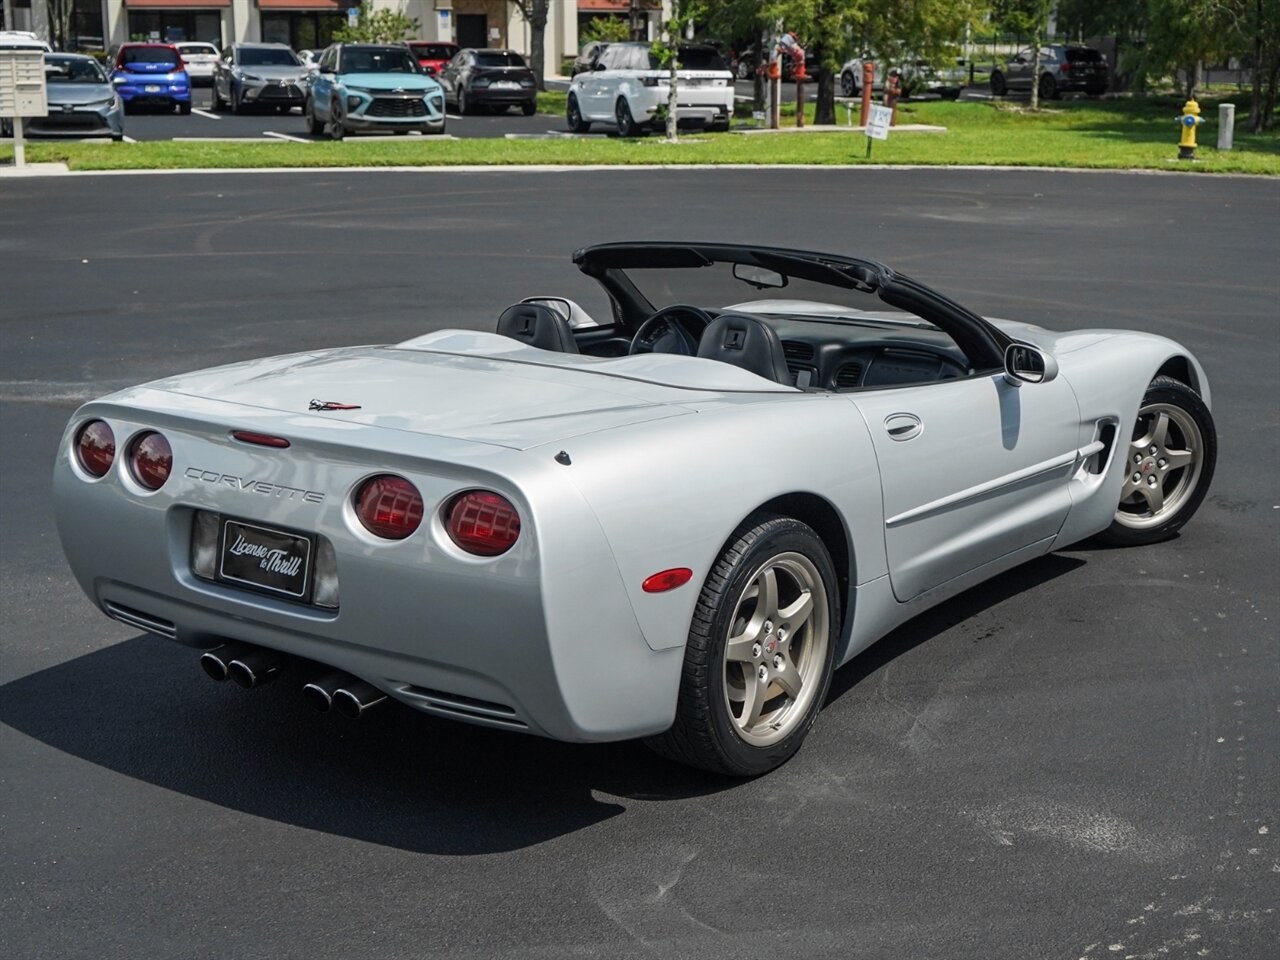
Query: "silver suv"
990 44 1108 99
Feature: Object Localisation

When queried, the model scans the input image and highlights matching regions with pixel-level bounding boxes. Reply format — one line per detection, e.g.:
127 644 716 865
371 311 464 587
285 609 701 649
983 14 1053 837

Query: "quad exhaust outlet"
200 647 385 717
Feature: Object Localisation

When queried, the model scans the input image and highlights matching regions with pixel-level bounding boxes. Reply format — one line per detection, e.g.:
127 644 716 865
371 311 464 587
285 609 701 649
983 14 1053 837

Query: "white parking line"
263 131 311 143
446 113 465 120
122 135 138 143
191 108 221 120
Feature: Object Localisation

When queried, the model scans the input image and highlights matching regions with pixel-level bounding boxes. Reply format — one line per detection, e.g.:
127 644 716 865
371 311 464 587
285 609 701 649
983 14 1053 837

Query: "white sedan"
175 41 219 86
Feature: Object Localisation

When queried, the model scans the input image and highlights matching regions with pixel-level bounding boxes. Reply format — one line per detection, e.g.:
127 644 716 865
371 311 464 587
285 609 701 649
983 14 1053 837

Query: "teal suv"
306 43 445 139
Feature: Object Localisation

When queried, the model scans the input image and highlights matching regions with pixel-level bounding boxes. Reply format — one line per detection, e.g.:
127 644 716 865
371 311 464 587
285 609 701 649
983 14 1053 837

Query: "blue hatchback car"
111 43 191 114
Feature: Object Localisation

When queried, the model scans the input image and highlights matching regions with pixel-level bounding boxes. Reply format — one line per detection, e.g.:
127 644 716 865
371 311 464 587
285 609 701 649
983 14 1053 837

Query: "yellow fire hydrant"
1178 99 1204 160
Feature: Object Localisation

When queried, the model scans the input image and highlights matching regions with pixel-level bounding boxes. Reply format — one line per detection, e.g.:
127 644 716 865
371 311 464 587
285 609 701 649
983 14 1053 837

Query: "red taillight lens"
76 420 115 477
355 475 423 540
445 490 521 557
129 431 172 489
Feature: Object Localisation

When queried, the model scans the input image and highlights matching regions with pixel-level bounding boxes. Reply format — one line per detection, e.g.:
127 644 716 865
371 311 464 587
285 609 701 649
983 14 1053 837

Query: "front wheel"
457 89 471 115
990 71 1007 96
840 71 857 97
1095 375 1216 547
329 101 346 140
645 515 839 777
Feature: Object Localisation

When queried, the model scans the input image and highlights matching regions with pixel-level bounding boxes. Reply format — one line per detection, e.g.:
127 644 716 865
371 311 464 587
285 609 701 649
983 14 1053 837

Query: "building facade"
4 0 579 77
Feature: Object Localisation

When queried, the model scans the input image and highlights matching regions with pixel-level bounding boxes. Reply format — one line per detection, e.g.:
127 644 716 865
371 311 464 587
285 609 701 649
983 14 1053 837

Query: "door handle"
884 412 923 441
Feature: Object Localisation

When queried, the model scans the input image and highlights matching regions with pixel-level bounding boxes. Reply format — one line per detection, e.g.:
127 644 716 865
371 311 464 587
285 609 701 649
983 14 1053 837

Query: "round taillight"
355 475 423 540
76 420 115 478
129 431 173 490
445 490 521 557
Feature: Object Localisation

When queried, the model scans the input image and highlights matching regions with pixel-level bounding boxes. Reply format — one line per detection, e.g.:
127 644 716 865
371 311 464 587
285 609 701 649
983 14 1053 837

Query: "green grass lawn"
3 93 1275 174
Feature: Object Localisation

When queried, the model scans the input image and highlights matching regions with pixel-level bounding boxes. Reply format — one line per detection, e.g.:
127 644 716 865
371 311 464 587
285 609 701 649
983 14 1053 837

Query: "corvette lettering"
185 467 325 503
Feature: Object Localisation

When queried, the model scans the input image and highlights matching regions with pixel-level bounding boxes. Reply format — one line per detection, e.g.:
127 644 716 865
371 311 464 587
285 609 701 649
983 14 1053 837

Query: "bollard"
1218 102 1235 150
859 61 874 126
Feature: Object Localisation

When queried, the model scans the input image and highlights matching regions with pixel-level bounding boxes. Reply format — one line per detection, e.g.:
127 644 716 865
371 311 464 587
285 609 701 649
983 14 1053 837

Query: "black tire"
211 83 223 111
1086 84 1107 97
1039 73 1058 100
840 71 857 98
178 101 191 115
708 119 731 133
230 88 243 115
645 515 840 777
521 100 536 116
457 89 471 115
990 71 1007 96
1094 375 1217 547
330 101 345 140
566 95 590 133
305 97 324 136
615 97 641 137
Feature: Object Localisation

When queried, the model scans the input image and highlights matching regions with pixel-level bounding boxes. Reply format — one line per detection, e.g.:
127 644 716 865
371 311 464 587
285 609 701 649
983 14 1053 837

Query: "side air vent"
104 601 177 639
400 684 528 728
781 340 814 363
834 362 864 389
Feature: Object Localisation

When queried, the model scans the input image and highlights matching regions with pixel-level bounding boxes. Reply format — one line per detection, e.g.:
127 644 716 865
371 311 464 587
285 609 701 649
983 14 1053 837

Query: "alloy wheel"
1115 402 1204 529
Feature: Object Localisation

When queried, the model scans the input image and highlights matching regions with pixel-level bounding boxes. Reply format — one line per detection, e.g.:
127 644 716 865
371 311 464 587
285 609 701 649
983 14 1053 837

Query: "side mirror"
422 65 437 75
1004 343 1059 386
593 62 608 71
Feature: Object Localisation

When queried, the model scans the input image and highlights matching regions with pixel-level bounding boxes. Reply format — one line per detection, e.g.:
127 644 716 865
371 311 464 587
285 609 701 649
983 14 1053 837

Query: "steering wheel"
629 304 715 356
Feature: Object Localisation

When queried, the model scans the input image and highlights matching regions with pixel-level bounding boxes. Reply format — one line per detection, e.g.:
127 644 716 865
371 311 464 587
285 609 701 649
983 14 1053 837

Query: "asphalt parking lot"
1 169 1277 959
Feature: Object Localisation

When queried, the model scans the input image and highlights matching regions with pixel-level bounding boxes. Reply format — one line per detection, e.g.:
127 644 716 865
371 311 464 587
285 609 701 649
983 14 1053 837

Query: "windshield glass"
340 47 418 73
646 46 729 71
409 43 455 59
475 51 526 68
120 47 179 66
621 260 925 326
45 56 107 83
240 47 301 66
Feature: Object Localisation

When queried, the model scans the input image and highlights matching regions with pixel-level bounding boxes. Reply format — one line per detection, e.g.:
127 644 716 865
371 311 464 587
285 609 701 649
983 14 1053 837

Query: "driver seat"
496 303 580 354
696 314 792 384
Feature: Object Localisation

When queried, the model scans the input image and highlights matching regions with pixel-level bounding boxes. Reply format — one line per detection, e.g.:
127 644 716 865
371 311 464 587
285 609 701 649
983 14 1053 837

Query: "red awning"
578 0 658 10
125 0 230 7
256 0 343 8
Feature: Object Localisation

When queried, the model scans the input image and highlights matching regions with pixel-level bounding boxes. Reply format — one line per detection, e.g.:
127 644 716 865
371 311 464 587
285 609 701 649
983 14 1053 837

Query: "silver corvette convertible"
53 243 1216 776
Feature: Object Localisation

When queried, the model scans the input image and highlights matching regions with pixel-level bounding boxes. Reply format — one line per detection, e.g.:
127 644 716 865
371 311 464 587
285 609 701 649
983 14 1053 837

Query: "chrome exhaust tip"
301 671 351 713
227 647 286 689
332 680 387 719
199 642 250 682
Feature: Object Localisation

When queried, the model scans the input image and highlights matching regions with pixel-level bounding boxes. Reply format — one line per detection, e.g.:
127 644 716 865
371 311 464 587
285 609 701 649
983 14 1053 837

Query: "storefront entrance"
456 14 487 50
126 10 223 44
260 11 344 50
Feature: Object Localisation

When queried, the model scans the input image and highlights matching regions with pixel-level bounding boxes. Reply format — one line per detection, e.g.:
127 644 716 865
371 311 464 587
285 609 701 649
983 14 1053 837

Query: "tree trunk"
1263 55 1279 131
814 66 835 125
1249 0 1264 132
528 8 548 91
1030 36 1042 109
667 46 679 140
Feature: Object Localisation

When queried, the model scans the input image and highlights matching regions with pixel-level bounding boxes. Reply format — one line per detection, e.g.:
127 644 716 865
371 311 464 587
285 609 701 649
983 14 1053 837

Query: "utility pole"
630 0 644 42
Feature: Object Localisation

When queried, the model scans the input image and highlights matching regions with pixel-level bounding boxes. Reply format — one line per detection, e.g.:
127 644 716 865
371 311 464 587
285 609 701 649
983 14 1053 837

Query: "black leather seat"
695 313 792 384
496 303 580 354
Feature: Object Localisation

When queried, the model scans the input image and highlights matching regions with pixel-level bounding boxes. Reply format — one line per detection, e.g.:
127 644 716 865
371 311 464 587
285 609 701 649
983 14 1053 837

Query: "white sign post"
863 103 892 160
0 50 49 169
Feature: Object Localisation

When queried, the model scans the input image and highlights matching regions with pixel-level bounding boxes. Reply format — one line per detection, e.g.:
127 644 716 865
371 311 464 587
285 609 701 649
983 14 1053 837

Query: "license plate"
492 81 519 89
217 519 313 599
145 85 161 92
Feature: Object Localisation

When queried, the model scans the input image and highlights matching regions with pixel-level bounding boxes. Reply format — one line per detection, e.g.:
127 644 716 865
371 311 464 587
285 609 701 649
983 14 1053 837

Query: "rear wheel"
645 515 839 777
566 95 590 133
521 100 536 116
1095 376 1216 546
615 97 642 137
178 101 191 115
1039 73 1058 100
305 97 324 135
840 71 857 97
990 70 1007 96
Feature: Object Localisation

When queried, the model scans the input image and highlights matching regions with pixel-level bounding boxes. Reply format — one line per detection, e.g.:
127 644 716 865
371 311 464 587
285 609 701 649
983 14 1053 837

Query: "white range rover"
567 41 733 136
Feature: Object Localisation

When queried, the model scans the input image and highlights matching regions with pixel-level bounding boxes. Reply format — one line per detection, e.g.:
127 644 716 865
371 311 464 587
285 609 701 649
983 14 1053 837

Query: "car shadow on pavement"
0 630 731 855
0 554 1085 856
826 553 1086 706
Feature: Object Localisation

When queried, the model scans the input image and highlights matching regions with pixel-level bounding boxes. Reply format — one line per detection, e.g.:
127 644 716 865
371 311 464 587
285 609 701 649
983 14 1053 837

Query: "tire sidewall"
700 520 840 776
1102 376 1217 546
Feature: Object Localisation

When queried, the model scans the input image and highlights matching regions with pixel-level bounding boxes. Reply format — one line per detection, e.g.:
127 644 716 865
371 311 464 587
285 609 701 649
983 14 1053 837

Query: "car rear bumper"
466 86 535 105
52 400 681 743
117 83 190 104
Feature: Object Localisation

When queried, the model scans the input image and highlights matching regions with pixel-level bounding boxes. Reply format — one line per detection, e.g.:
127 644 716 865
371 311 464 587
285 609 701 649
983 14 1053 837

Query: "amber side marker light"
642 568 694 593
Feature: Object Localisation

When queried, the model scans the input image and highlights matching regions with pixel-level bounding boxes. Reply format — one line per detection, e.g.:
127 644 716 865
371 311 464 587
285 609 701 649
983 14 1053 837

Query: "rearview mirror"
1004 343 1059 385
733 263 787 289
